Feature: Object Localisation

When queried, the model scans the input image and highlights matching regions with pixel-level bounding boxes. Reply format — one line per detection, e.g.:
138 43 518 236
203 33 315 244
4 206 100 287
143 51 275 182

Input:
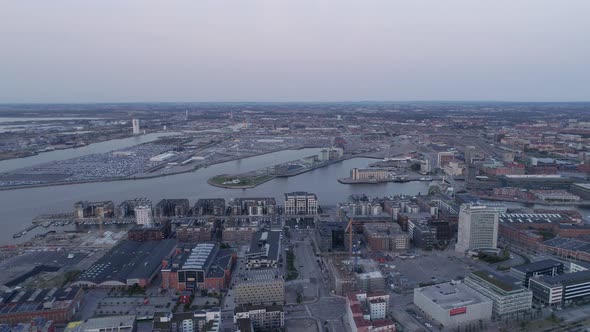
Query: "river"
0 147 431 244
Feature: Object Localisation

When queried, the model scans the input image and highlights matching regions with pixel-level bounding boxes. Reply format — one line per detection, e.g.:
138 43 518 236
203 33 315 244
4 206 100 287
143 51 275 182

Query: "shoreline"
0 146 320 191
207 157 352 189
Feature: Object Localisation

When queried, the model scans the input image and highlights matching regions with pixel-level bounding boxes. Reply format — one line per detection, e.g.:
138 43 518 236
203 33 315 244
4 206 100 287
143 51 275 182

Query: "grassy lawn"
210 174 273 187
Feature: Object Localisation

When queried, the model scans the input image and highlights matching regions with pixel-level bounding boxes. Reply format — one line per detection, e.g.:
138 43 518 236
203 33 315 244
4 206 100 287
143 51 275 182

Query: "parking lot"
386 250 474 291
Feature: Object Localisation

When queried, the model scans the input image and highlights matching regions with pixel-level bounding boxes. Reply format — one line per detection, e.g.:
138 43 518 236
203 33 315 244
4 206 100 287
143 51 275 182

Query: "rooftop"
500 213 569 224
234 269 283 285
75 239 176 285
247 230 281 261
543 237 590 253
80 315 135 330
512 259 563 274
537 271 590 286
416 282 492 310
0 287 81 315
470 270 523 293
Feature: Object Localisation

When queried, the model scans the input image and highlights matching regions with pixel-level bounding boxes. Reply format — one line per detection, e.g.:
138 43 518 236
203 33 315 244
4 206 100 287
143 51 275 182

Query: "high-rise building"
132 118 140 135
455 204 499 253
284 192 318 215
464 145 477 165
134 205 153 226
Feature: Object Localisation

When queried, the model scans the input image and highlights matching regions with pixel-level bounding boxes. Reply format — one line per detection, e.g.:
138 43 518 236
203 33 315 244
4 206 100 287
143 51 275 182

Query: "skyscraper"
455 204 499 253
132 118 140 135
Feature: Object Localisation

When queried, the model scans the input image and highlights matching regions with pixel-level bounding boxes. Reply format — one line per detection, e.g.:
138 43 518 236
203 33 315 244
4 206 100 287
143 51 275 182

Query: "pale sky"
1 0 589 103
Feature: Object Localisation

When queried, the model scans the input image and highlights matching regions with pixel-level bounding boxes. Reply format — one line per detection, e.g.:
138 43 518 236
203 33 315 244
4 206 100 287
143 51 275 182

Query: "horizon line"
1 99 590 105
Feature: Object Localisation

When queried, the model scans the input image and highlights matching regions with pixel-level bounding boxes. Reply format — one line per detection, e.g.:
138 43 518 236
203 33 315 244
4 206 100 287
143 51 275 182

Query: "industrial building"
65 314 136 332
570 183 590 200
234 305 284 331
529 271 590 305
413 282 493 329
350 168 389 181
498 174 576 190
455 204 499 253
234 269 284 306
0 287 83 325
464 271 532 316
193 199 226 216
245 230 281 269
72 239 176 288
510 259 564 287
160 243 235 291
284 192 318 215
149 152 176 162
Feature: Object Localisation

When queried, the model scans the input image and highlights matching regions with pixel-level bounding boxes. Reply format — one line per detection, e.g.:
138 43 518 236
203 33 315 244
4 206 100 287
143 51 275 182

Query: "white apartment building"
456 204 499 253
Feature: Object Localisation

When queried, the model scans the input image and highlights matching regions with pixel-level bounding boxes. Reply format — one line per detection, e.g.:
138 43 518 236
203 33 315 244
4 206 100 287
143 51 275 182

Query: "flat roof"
543 237 590 253
538 271 590 286
504 174 563 179
500 213 569 224
234 269 282 285
75 239 175 285
573 183 590 190
0 287 81 315
247 230 281 261
416 282 491 310
471 270 524 293
512 259 563 274
82 315 136 329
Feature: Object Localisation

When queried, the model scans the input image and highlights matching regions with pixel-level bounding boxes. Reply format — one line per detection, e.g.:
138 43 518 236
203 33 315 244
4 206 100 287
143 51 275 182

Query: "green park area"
208 174 274 188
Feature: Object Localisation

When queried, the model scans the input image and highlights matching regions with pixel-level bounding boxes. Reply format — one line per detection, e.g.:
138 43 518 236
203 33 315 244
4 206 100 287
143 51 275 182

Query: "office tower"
132 118 140 135
455 204 499 253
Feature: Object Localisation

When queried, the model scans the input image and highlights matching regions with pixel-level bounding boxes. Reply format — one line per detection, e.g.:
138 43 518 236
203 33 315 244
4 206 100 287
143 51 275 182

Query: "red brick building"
0 288 83 325
161 243 235 291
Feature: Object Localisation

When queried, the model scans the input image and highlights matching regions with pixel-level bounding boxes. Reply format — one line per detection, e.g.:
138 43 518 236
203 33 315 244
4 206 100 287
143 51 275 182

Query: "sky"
0 0 589 103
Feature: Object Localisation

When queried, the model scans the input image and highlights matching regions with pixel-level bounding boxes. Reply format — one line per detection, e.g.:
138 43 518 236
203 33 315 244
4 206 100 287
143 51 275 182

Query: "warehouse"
0 287 83 325
72 239 176 288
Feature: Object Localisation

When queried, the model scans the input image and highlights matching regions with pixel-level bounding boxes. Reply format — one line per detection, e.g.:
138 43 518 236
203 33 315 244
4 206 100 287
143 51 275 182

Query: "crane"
345 218 359 272
345 218 354 256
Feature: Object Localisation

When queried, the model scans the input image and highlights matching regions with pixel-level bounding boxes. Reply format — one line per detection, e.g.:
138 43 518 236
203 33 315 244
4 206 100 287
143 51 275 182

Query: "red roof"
353 317 371 328
351 303 363 315
372 319 396 328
